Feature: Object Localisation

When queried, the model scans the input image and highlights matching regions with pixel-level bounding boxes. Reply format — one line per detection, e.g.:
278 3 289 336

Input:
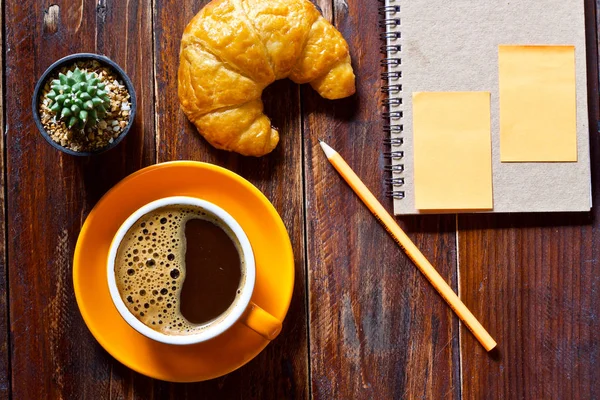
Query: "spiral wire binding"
383 137 404 145
384 164 404 173
382 111 402 119
381 84 402 93
382 71 401 79
381 45 401 53
379 0 404 200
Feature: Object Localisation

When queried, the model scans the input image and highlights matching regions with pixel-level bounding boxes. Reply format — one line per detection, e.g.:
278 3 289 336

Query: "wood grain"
0 0 9 396
4 0 155 398
304 1 460 398
457 1 600 398
152 1 309 398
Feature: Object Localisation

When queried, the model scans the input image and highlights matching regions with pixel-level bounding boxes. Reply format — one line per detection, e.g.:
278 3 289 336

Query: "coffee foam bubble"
114 205 244 335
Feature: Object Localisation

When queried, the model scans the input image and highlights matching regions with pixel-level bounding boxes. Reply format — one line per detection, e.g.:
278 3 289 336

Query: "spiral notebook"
381 0 592 214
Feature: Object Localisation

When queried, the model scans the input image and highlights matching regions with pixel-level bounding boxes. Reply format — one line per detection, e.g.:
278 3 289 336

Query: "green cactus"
45 67 111 129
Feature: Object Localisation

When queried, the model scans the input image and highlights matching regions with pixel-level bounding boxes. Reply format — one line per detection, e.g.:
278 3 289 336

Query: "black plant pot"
32 53 137 156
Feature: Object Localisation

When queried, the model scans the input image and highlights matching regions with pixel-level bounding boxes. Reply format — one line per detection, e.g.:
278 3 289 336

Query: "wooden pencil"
319 140 497 351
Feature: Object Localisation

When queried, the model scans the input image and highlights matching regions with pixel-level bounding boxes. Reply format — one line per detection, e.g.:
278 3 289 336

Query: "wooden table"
2 0 599 398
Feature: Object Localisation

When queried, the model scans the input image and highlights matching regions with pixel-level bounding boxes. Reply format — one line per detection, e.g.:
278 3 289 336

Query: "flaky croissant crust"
178 0 356 156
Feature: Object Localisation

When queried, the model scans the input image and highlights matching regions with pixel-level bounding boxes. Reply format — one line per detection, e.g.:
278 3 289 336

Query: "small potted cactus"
47 67 111 130
33 53 136 156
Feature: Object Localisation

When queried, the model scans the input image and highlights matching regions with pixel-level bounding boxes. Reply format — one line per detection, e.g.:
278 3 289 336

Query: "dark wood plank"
304 1 460 398
152 1 309 398
457 1 600 398
0 0 9 396
5 0 155 398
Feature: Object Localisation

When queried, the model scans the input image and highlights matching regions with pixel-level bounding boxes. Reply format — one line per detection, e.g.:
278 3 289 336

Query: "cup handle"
240 302 282 341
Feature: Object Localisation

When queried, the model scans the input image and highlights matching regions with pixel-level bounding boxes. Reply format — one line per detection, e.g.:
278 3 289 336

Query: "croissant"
178 0 356 156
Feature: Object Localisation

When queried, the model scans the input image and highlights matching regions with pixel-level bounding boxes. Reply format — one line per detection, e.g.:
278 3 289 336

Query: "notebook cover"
384 0 592 215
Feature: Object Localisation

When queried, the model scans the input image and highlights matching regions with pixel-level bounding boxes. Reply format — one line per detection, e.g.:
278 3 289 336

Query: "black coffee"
114 205 245 335
180 218 242 324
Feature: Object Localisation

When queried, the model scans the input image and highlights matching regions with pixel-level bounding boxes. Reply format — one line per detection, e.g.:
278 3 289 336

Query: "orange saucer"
73 161 294 382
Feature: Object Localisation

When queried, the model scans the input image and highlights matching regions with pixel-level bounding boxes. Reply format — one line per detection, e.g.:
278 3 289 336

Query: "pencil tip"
319 140 337 158
318 138 323 143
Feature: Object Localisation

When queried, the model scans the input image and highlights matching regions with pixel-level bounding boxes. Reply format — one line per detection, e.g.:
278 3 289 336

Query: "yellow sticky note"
499 45 577 162
413 92 493 210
